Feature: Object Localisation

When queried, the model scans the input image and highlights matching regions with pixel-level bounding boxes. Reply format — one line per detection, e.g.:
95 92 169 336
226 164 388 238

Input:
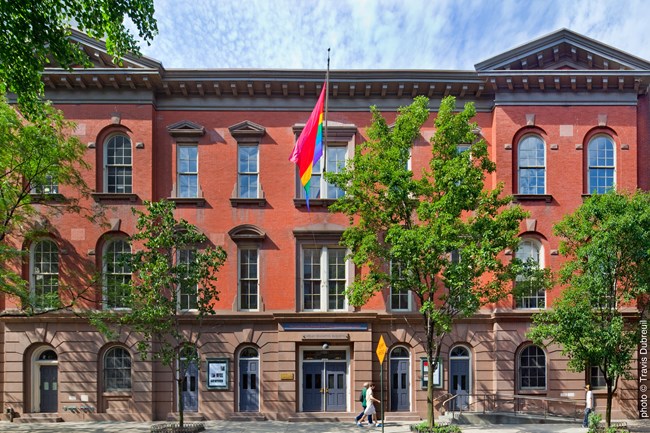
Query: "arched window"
587 135 615 194
103 239 131 309
104 347 132 391
38 349 58 361
517 135 545 194
515 238 545 309
30 240 59 309
518 345 546 390
104 134 132 193
450 346 470 358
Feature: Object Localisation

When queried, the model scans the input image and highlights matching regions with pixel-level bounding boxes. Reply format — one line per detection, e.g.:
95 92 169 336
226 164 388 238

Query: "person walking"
355 382 369 427
364 383 380 427
582 384 594 428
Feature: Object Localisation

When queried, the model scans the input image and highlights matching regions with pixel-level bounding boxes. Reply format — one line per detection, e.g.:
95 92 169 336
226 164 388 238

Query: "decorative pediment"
228 120 266 139
167 120 206 138
475 29 650 72
228 224 266 242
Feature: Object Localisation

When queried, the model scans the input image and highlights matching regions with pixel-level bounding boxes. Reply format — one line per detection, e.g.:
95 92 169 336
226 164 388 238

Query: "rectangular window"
178 249 197 310
390 261 410 311
589 365 607 389
239 248 259 310
301 246 348 311
238 145 259 198
31 174 59 195
300 144 347 200
178 145 198 198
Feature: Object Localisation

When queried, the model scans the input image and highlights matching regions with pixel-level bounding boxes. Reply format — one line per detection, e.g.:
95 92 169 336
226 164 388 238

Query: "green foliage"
92 200 226 365
0 96 90 311
89 199 226 426
327 96 528 427
588 412 602 433
0 0 157 117
528 190 650 427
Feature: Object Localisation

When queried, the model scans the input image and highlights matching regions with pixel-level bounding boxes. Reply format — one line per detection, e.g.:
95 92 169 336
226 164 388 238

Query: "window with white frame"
301 246 348 311
31 239 59 309
238 144 259 198
518 345 546 390
104 347 132 391
31 174 58 195
104 135 132 193
239 248 259 310
178 145 198 198
518 135 545 194
103 239 131 309
390 260 411 311
515 238 545 309
301 144 347 200
588 135 615 194
178 249 197 310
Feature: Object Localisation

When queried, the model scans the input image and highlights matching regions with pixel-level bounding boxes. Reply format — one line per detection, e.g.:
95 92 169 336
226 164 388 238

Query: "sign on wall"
421 357 443 389
207 358 229 390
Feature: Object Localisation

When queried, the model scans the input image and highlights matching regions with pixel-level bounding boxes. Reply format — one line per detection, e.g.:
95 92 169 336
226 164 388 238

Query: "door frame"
31 346 58 413
389 345 411 412
237 346 260 412
178 350 199 412
448 345 472 410
298 345 350 412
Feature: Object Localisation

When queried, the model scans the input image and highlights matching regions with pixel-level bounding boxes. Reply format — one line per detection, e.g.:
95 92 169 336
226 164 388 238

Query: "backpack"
359 390 364 402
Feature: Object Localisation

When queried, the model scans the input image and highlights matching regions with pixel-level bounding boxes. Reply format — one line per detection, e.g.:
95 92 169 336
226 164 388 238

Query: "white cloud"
131 0 650 70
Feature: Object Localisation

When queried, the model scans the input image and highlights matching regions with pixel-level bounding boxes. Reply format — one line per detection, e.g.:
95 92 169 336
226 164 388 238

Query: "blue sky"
132 0 650 70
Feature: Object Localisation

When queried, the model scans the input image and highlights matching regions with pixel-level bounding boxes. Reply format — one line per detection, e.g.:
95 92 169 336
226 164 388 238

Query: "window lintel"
167 120 206 138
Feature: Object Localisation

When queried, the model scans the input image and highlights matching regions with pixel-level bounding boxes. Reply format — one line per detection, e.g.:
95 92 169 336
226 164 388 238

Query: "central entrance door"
301 349 347 412
449 346 471 411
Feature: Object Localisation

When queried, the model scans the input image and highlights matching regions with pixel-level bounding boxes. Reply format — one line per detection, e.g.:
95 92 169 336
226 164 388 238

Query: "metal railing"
444 392 582 422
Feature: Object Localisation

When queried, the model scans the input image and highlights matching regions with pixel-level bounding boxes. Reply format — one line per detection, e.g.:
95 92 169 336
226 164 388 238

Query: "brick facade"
1 29 647 422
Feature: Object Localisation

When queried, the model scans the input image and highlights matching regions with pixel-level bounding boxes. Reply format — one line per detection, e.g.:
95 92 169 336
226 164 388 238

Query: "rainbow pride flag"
289 83 326 209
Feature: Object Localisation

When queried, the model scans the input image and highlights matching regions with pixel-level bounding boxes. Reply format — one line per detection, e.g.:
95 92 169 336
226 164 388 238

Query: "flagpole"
323 48 330 150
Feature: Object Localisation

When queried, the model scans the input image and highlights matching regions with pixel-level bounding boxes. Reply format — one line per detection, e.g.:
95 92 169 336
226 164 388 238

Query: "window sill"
293 198 338 208
102 391 132 398
230 197 267 207
29 193 66 203
167 197 207 207
516 390 547 396
91 193 138 203
512 194 553 203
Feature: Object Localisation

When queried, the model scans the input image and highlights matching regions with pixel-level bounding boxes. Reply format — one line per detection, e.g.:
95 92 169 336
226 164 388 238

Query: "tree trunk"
427 350 435 427
606 383 613 427
178 376 184 428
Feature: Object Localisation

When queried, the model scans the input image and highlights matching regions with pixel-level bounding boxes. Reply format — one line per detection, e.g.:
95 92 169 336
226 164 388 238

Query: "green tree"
0 96 91 312
528 191 650 427
327 96 528 427
0 0 157 116
90 200 227 428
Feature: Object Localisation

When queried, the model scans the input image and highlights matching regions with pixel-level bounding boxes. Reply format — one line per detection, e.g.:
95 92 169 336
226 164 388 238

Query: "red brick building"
1 29 647 422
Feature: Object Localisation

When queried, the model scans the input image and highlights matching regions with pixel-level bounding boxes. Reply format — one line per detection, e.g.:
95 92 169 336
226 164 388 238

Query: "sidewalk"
0 420 599 433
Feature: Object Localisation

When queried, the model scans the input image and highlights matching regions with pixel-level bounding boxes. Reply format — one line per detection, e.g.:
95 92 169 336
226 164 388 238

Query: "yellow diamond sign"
376 335 387 365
